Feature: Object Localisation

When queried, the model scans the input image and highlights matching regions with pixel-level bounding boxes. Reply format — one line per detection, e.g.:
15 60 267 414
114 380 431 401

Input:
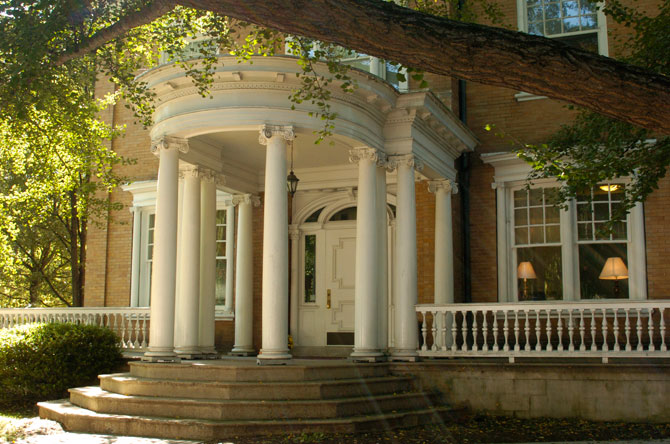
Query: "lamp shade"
517 261 537 279
599 257 629 280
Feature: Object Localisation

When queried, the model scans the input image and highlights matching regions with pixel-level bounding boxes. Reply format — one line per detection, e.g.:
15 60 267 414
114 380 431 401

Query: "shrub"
0 322 122 404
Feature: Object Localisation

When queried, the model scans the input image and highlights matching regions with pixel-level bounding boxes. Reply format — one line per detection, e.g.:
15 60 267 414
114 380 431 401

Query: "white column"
174 165 202 358
494 182 509 302
289 226 300 344
429 179 455 305
144 137 187 361
376 165 389 353
129 206 142 308
257 125 293 364
349 147 384 361
390 154 421 361
224 206 235 313
198 171 219 356
230 194 257 356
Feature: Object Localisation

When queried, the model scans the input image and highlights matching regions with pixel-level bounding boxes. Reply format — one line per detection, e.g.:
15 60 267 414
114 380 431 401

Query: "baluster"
601 308 609 352
660 308 667 352
119 314 128 349
430 310 438 352
624 309 632 351
482 310 489 352
450 311 457 352
613 309 621 351
131 314 138 348
535 311 542 352
636 308 643 351
140 314 148 349
568 309 575 352
647 308 656 352
420 311 428 352
579 309 586 352
546 309 553 352
492 311 500 352
461 310 469 352
556 310 564 351
440 311 448 351
472 311 479 352
513 311 520 352
503 311 510 352
523 311 531 352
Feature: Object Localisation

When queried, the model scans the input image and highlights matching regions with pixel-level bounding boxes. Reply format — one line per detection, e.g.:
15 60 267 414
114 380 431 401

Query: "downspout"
456 0 472 304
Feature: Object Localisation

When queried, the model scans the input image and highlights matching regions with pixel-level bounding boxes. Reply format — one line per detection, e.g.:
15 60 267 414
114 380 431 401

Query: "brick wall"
644 175 670 299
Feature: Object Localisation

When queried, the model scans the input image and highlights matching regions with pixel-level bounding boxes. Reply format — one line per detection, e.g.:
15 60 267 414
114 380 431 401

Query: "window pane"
579 243 628 299
594 202 610 221
529 207 544 225
147 245 153 259
304 235 316 303
563 16 580 31
514 189 528 208
216 241 226 257
305 207 324 223
557 32 598 52
530 226 544 244
215 259 226 306
545 205 560 224
546 224 561 243
528 22 544 35
545 3 561 19
577 203 591 221
577 222 592 240
612 221 627 240
545 19 562 34
216 210 226 224
329 206 357 221
529 189 543 206
216 226 226 241
581 13 597 29
515 227 529 245
149 214 155 229
594 223 609 240
562 1 579 16
517 246 563 301
515 208 528 226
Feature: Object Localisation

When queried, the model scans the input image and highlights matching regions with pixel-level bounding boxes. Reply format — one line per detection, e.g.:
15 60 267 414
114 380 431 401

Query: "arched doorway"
293 193 395 357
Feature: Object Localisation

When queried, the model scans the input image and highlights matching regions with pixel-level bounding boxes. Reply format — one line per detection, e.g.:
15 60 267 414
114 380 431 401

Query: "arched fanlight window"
305 207 324 223
328 206 357 222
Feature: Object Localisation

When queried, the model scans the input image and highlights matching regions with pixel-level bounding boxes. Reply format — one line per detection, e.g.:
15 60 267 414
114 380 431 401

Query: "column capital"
289 226 301 241
199 168 226 187
258 125 295 145
387 154 424 172
348 147 385 165
428 179 458 195
232 193 261 207
151 136 189 156
491 181 504 190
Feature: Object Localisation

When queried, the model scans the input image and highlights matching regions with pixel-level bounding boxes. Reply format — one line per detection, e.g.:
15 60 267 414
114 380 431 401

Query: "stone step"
128 361 390 382
70 386 438 421
39 399 453 441
99 373 415 400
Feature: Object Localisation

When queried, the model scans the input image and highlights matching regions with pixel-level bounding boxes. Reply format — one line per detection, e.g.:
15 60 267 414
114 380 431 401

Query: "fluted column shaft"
198 173 218 356
350 147 383 361
231 195 256 355
257 125 293 364
174 166 202 358
144 138 187 361
390 154 420 360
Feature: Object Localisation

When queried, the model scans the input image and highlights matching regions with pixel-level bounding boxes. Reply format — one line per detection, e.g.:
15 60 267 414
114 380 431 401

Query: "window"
138 212 155 307
328 206 357 222
503 182 645 301
519 0 607 55
513 187 563 300
215 209 228 307
304 234 316 303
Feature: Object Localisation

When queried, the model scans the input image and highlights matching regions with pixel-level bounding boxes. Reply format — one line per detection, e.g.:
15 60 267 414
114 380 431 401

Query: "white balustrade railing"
0 307 150 352
416 300 670 362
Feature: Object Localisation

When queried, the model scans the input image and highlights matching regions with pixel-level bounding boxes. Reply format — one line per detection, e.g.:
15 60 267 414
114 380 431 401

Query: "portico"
136 56 477 363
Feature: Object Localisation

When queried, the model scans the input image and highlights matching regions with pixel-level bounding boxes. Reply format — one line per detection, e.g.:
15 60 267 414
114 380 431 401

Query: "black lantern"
286 139 299 196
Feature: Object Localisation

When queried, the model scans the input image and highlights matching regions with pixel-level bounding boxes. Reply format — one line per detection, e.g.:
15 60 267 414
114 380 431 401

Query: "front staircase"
38 359 453 441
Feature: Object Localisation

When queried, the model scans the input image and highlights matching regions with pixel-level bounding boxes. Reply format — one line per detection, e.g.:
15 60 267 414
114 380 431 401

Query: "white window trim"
485 152 647 302
515 0 608 101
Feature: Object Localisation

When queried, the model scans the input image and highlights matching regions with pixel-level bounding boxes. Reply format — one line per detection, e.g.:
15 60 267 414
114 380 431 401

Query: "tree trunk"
59 0 670 134
69 190 83 307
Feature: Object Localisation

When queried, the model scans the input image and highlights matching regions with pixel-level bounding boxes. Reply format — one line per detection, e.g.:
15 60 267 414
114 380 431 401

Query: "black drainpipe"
457 77 472 303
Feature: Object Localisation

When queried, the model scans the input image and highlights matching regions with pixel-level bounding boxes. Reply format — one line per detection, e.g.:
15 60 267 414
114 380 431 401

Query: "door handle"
326 289 331 309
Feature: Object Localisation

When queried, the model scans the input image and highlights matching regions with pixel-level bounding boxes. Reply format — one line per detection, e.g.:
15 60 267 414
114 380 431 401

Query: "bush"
0 322 122 404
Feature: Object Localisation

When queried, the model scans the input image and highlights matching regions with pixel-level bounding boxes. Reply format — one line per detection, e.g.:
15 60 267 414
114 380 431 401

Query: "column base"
175 346 207 360
199 346 219 358
142 350 181 363
229 347 256 357
257 349 292 365
389 349 420 362
349 350 386 363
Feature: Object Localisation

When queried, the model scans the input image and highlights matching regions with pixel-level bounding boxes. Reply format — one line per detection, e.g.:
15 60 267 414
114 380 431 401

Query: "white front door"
297 225 356 348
